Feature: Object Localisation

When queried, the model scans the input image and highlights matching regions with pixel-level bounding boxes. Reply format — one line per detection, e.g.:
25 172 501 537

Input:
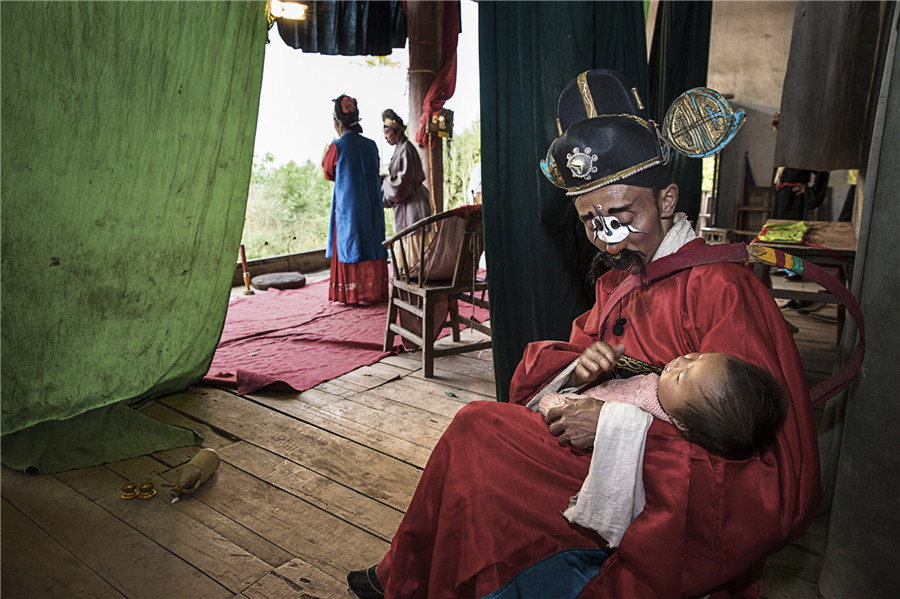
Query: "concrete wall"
715 102 779 233
708 1 797 108
706 2 796 230
705 2 858 228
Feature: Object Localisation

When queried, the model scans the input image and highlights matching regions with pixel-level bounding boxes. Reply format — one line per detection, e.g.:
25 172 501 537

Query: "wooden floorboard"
2 467 233 599
54 462 272 595
215 441 404 541
239 558 347 599
245 388 435 467
159 388 422 511
1 498 127 599
1 278 837 598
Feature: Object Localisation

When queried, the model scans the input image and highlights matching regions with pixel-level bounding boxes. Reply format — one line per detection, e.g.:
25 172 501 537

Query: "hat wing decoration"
662 87 747 158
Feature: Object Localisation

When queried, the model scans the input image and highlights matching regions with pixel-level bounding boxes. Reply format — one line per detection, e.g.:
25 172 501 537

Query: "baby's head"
658 352 787 460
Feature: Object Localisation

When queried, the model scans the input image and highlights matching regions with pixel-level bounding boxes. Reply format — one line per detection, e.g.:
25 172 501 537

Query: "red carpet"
203 278 489 395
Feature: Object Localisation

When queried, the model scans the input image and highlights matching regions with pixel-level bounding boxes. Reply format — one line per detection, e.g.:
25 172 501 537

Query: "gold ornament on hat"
663 87 746 158
566 147 598 180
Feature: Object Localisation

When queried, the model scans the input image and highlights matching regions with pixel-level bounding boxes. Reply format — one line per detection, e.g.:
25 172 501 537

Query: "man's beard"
588 248 647 283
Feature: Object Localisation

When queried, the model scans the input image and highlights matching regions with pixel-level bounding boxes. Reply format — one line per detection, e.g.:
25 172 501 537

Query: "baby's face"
658 352 732 421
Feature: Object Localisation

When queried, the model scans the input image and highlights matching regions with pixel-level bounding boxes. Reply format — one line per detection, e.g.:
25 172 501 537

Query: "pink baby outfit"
537 373 669 421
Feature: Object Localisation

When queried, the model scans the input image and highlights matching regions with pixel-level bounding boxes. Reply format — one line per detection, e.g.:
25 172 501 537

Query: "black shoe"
797 301 825 314
785 272 803 281
348 565 384 599
784 299 814 311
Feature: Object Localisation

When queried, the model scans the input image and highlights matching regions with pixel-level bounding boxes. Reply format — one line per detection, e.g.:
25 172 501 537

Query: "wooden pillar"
407 0 444 213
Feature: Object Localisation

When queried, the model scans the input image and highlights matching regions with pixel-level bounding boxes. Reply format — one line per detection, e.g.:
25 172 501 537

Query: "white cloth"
652 212 697 261
562 402 652 547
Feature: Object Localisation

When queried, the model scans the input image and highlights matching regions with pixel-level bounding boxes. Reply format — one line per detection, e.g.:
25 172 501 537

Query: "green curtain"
479 1 649 402
1 1 266 471
648 0 712 224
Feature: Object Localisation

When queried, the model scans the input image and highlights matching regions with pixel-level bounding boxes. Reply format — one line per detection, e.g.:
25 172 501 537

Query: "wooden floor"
1 274 839 599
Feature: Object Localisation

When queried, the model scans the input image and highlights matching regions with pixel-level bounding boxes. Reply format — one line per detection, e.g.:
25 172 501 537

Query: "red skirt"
329 239 389 305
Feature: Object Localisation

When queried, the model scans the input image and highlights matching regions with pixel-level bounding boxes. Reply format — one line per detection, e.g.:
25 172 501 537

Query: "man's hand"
546 397 605 449
567 342 625 389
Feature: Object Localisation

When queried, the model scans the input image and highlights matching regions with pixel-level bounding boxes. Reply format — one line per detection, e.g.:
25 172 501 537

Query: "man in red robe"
348 70 820 599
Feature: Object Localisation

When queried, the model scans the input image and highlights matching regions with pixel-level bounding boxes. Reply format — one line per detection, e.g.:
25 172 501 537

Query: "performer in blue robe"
321 94 389 305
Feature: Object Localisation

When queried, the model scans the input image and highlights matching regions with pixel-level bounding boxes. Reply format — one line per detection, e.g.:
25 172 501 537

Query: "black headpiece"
555 69 649 133
541 69 746 196
382 108 406 132
541 70 670 195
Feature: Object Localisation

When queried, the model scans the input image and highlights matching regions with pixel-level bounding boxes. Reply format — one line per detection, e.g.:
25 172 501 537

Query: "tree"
243 153 334 258
442 119 481 209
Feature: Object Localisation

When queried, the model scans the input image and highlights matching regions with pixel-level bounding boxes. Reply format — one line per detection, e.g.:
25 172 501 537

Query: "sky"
253 1 480 167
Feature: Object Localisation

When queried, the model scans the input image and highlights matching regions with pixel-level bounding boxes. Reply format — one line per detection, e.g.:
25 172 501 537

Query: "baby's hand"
538 392 569 420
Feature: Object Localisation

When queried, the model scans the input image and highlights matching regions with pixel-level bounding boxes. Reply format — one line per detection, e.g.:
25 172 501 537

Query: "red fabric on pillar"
407 1 460 148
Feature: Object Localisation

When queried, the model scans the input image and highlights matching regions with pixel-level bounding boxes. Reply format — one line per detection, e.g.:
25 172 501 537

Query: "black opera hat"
555 69 650 134
541 115 670 195
542 69 671 195
542 69 746 195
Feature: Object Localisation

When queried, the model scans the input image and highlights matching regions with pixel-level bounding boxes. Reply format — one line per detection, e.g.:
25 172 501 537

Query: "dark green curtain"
1 1 266 472
480 1 648 402
648 0 712 224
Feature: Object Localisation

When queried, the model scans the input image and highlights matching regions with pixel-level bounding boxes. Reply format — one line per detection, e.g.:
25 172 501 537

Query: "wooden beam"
407 0 445 212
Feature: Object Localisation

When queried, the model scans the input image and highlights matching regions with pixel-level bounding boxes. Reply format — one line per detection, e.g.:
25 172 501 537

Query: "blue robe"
325 131 388 264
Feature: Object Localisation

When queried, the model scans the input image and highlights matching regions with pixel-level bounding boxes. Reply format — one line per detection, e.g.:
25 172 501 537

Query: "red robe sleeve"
322 142 338 181
509 341 584 406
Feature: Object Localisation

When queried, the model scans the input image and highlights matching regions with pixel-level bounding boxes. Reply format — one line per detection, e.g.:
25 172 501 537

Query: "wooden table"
750 220 858 336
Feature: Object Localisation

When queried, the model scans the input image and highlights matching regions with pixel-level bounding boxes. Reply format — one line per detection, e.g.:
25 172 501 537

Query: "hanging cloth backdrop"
480 1 649 402
1 1 266 472
648 0 713 225
775 0 893 171
275 0 407 55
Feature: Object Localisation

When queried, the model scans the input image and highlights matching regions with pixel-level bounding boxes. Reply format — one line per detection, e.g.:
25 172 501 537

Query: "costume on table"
322 131 388 304
537 374 669 422
376 224 820 598
772 167 830 220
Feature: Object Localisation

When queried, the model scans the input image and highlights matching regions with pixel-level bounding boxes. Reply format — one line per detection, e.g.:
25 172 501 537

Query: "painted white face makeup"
589 204 647 245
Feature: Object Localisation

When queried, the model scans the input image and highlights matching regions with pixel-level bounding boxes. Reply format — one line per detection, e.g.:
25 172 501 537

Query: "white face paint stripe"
591 204 646 245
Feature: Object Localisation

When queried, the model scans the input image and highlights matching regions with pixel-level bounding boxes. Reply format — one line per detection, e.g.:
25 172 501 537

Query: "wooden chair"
383 206 491 377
